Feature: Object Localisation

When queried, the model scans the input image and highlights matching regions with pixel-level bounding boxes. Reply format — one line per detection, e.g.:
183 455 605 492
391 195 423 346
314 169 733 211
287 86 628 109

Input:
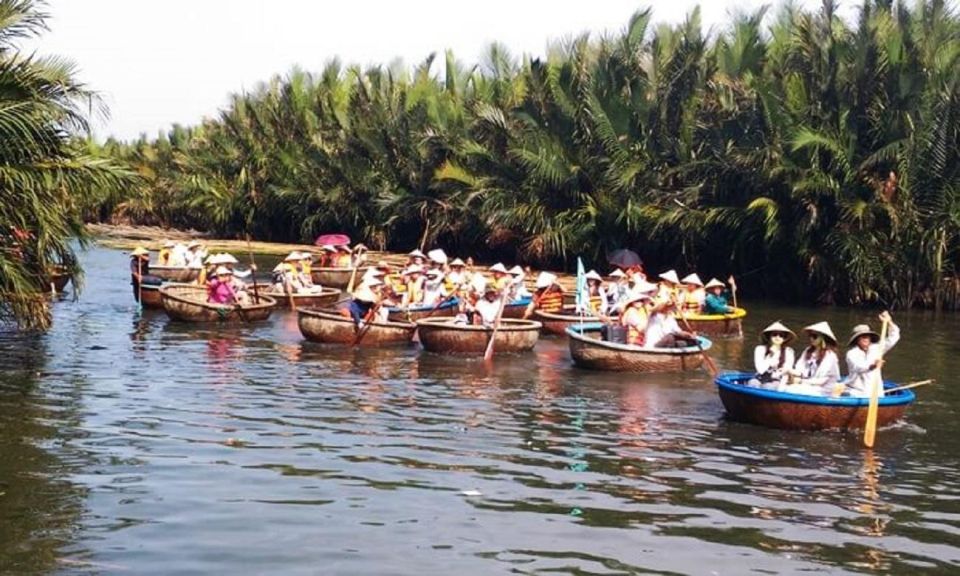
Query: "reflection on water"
1 246 959 574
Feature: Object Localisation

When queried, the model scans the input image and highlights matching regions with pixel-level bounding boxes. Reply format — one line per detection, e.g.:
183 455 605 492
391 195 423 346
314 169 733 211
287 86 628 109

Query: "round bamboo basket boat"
715 372 916 431
151 265 199 283
263 286 342 309
416 317 542 355
500 296 532 319
534 306 601 336
159 283 276 322
681 307 747 338
566 322 711 372
297 307 416 346
386 297 460 322
136 282 165 309
309 267 371 289
46 266 72 292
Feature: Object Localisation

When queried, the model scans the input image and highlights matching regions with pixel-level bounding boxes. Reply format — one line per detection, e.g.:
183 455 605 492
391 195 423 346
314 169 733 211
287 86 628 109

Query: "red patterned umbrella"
313 233 351 247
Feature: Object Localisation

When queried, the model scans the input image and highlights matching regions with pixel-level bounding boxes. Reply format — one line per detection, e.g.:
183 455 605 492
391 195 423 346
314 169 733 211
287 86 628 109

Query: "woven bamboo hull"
416 317 541 355
264 287 342 309
137 283 164 309
566 323 710 372
47 270 71 292
297 308 416 346
151 266 199 282
386 298 459 322
500 296 532 319
715 373 916 431
160 283 275 322
535 308 600 336
309 267 371 289
682 307 747 337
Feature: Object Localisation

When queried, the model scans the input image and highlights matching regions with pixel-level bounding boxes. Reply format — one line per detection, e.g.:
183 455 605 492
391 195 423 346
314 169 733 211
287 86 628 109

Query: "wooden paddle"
483 290 508 362
728 275 743 337
883 379 933 395
863 317 890 448
136 258 143 311
674 298 719 377
352 300 383 347
245 235 260 304
345 245 365 293
284 277 297 310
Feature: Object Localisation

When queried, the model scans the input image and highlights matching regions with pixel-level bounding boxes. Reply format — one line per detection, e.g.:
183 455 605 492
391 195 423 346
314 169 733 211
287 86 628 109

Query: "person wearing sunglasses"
749 321 797 390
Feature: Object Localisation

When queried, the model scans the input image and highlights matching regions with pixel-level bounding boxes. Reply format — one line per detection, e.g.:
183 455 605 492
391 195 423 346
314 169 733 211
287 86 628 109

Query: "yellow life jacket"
300 260 312 275
158 248 171 266
589 294 604 315
683 288 704 311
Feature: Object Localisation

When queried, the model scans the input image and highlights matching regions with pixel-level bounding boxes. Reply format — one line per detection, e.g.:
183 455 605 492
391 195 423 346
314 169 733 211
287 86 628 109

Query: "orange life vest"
537 289 564 313
620 306 648 345
589 294 604 315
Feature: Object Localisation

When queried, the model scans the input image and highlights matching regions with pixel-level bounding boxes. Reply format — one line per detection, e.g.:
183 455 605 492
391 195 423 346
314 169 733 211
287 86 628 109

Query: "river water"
1 246 959 575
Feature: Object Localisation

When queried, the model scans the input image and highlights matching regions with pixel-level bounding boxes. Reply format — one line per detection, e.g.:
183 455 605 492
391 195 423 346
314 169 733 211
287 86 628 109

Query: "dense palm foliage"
91 1 960 309
0 0 130 329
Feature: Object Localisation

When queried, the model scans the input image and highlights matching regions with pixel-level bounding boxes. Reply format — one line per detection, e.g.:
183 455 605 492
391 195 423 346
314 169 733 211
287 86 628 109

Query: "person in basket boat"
422 268 449 307
583 270 608 316
157 240 175 266
316 244 337 267
427 248 448 274
654 270 681 306
702 278 735 314
619 288 654 346
346 273 388 326
508 265 531 300
294 252 322 293
489 263 511 292
644 296 698 348
680 273 705 313
606 269 630 313
129 247 162 300
747 321 797 390
207 266 247 305
455 275 486 324
406 249 427 268
333 245 353 268
473 282 503 328
184 240 207 269
786 322 841 396
843 311 900 398
445 258 470 293
400 264 426 308
523 272 564 318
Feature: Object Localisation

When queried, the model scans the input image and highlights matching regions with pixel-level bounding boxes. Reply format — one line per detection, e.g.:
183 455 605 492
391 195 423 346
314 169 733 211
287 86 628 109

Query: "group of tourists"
748 312 900 398
156 240 207 269
345 248 532 327
270 251 324 295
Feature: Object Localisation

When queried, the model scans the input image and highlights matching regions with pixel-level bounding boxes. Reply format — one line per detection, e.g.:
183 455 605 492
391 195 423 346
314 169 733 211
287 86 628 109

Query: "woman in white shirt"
749 321 796 390
789 321 841 396
844 311 899 397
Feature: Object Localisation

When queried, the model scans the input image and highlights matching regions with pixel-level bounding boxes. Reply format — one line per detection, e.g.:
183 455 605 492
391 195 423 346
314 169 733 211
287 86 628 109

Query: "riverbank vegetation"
86 1 960 310
0 0 130 329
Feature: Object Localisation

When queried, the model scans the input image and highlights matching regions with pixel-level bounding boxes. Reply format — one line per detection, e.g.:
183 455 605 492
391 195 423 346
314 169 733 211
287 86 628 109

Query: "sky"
26 0 853 141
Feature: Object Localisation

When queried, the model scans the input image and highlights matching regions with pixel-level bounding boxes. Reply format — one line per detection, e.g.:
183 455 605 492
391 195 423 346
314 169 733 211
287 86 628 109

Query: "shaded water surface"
1 247 959 574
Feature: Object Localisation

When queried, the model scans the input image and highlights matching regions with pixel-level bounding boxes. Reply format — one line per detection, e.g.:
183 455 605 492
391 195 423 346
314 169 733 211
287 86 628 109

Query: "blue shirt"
703 292 733 314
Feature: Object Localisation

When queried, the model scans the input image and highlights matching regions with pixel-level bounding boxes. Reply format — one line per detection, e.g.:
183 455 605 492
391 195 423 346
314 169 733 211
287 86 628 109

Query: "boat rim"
715 371 916 407
566 322 712 354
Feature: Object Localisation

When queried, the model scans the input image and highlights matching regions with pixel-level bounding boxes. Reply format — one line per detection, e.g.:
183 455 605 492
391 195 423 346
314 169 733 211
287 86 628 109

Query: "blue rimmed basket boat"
386 297 460 322
715 372 916 431
566 322 712 372
500 295 532 318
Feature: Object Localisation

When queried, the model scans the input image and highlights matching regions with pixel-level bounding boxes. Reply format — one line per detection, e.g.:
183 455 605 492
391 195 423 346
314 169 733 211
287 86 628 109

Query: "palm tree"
0 0 131 329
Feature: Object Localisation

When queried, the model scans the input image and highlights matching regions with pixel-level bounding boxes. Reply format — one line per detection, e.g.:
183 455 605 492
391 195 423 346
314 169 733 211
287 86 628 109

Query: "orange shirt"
620 306 648 345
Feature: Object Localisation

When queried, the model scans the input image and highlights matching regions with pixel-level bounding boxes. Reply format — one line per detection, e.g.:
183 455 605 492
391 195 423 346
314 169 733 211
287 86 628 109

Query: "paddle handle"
884 379 933 394
675 297 718 376
245 235 260 304
863 318 890 448
483 291 508 362
352 301 382 347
